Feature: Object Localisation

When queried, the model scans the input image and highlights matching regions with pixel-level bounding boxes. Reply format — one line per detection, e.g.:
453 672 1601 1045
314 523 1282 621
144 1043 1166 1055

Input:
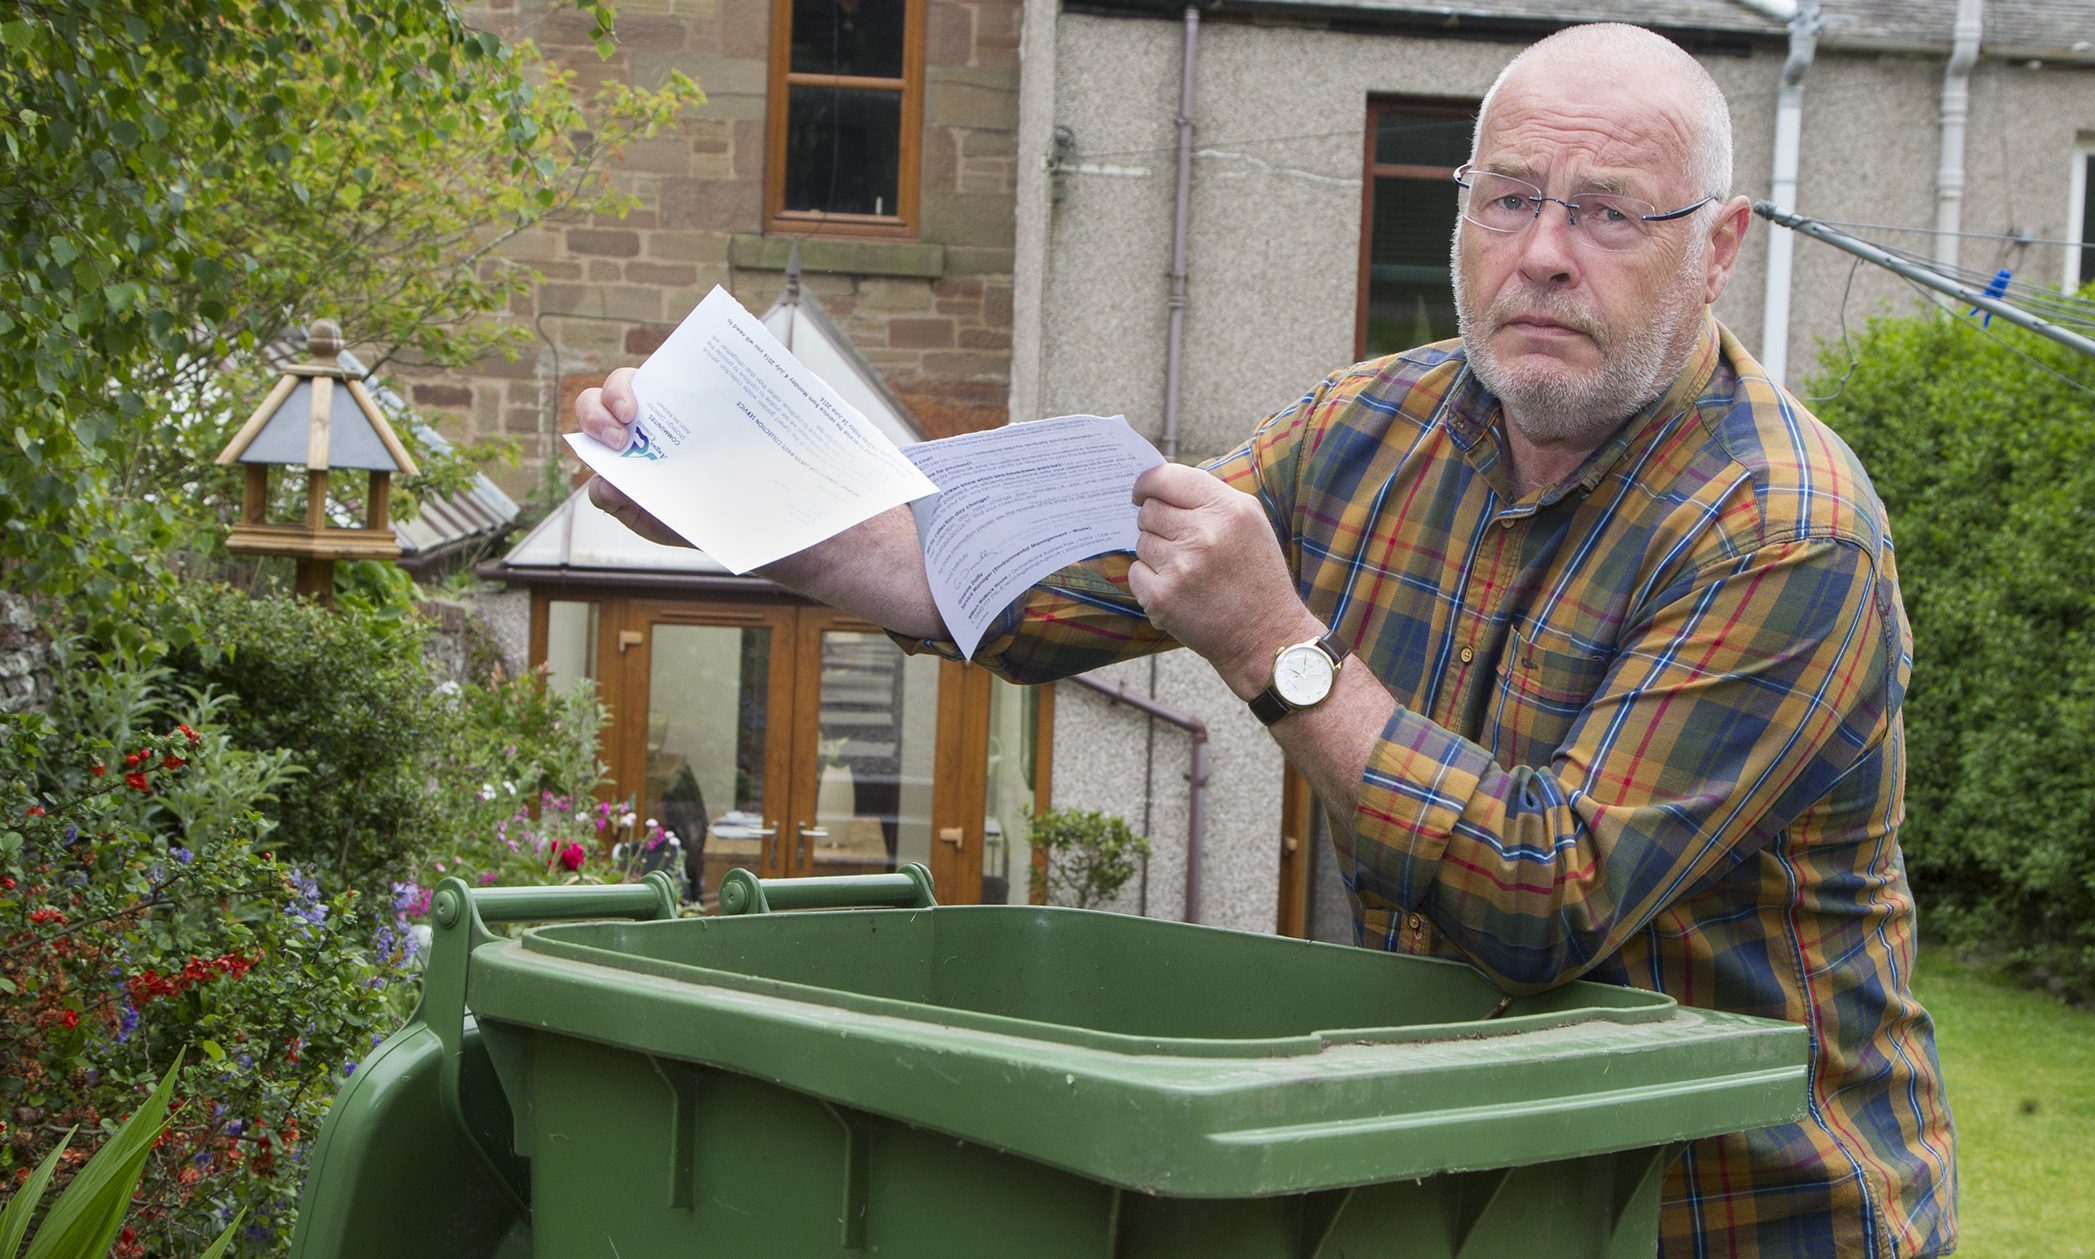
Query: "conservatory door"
617 602 801 902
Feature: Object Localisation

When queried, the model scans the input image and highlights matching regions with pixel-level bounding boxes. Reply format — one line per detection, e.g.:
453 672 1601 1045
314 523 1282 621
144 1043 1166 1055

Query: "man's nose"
1513 204 1581 286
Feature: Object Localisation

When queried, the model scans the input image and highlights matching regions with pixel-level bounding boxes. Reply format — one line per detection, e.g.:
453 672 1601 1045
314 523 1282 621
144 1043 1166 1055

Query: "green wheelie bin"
288 866 1808 1258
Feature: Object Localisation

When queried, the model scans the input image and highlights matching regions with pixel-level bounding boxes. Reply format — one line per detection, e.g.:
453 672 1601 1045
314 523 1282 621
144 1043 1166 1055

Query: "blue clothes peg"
1970 268 2011 325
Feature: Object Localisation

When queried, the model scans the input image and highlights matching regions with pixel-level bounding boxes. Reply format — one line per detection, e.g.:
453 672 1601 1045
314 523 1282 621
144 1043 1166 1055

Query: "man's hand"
1128 464 1322 699
574 367 689 549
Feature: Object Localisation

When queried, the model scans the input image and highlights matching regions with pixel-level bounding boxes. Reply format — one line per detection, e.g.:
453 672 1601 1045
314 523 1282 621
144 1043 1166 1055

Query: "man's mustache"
1487 291 1603 341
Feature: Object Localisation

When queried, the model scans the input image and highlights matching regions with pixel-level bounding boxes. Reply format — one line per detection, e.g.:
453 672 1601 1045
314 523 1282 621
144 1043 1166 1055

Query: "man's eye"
1585 200 1632 224
1492 194 1529 212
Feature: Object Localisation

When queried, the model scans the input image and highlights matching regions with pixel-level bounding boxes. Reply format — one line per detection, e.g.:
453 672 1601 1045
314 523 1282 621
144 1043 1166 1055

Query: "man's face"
1452 69 1715 447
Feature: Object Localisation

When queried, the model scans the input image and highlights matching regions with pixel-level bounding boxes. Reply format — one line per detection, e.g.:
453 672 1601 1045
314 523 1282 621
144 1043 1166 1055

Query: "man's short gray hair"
1470 23 1734 202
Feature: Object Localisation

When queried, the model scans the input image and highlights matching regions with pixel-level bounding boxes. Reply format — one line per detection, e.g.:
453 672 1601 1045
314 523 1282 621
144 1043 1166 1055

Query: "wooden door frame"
608 595 804 878
1277 764 1313 937
789 607 982 898
528 587 1054 906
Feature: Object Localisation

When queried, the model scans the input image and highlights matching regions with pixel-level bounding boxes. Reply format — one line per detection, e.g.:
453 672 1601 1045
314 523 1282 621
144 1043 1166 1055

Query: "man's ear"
1703 195 1754 306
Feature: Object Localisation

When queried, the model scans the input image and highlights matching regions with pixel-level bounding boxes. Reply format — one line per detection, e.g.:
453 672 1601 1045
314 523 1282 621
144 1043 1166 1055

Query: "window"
2068 141 2095 293
1357 99 1478 359
766 0 925 237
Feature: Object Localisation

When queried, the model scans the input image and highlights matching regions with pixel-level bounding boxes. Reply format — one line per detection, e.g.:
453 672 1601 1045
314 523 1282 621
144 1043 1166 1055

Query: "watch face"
1273 643 1336 707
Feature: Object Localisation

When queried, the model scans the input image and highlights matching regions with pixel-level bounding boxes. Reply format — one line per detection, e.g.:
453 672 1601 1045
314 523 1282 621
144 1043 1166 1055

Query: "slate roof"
1076 0 2095 61
258 331 522 569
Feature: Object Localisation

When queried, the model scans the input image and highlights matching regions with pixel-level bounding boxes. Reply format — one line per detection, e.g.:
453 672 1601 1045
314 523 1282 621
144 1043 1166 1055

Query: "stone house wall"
400 0 1023 501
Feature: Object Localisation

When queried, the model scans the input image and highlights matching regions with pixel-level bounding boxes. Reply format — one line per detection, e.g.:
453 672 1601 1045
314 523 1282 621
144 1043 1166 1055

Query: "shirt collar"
1444 311 1722 505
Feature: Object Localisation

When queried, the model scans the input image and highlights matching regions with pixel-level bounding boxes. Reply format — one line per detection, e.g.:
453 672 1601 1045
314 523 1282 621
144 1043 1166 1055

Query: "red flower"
28 908 67 926
124 751 143 769
124 772 150 792
60 1010 79 1029
558 843 586 872
24 806 44 817
90 762 106 777
161 754 186 770
177 723 201 746
1 875 14 891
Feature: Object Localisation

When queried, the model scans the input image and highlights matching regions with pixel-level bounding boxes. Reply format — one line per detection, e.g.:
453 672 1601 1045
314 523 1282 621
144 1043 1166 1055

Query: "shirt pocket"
1490 626 1613 769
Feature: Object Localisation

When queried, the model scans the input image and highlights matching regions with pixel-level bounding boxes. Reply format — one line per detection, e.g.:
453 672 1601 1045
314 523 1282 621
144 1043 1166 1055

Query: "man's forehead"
1476 69 1696 191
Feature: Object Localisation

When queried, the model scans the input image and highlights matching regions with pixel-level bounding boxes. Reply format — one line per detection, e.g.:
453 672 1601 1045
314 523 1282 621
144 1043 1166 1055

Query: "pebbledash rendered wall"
1012 8 2095 934
409 0 1024 501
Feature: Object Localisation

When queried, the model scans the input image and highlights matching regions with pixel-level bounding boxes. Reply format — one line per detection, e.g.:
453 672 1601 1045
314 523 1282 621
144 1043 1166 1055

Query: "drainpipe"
1760 0 1820 387
1935 0 1986 272
1067 673 1210 924
1160 5 1199 463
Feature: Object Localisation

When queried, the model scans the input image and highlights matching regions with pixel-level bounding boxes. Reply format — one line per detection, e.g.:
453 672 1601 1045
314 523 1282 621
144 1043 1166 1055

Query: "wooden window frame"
764 0 927 239
2067 142 2095 292
1356 96 1478 360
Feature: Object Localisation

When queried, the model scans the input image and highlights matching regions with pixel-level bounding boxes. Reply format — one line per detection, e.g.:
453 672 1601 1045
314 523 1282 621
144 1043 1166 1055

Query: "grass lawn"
1911 947 2095 1257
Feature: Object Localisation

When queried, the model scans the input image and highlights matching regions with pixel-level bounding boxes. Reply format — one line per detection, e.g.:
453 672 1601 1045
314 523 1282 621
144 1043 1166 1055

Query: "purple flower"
171 847 195 864
116 1000 140 1043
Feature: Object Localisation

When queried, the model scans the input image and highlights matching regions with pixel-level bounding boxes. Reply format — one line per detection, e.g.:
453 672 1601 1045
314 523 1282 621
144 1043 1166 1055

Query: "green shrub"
1 696 409 1255
158 585 448 900
1808 307 2095 994
401 665 625 903
1026 806 1152 910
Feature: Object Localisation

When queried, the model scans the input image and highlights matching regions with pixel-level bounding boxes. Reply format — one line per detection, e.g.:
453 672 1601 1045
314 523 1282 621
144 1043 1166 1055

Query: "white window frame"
2065 138 2094 293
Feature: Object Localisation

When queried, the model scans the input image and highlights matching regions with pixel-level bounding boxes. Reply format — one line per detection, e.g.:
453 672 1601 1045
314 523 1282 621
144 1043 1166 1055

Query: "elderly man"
580 22 1956 1257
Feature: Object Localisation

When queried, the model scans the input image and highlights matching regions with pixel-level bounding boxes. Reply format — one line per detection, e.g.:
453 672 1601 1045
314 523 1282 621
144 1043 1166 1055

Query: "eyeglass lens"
1461 171 1659 250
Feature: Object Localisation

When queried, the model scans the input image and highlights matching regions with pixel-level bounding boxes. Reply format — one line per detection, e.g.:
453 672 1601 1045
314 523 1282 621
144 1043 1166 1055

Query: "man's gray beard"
1452 239 1707 448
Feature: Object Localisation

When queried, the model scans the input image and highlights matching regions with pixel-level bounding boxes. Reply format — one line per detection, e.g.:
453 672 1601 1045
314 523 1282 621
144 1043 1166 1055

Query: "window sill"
730 233 945 280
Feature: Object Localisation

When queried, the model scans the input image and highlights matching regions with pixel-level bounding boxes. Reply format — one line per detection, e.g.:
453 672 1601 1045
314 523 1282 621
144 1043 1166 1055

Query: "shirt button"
1407 913 1423 930
1459 646 1474 664
1500 519 1516 530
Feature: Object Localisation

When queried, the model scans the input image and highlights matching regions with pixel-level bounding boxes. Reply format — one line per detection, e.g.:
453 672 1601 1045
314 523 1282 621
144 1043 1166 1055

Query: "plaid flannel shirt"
935 316 1956 1257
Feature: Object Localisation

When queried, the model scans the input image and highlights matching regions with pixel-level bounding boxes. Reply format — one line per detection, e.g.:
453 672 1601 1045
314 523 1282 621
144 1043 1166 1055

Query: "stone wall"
0 591 55 716
399 0 1022 501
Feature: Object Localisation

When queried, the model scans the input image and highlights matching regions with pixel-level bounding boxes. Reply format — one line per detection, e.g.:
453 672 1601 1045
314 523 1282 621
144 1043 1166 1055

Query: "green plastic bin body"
290 870 1808 1258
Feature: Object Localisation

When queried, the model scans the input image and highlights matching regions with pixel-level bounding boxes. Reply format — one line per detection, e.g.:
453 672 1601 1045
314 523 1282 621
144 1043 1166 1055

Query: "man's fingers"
575 368 642 447
1134 529 1173 573
1136 497 1196 542
587 474 636 516
603 367 638 422
1131 461 1220 508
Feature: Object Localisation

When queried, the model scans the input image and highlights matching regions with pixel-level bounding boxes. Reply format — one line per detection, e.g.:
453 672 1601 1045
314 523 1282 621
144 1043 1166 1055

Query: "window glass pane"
791 0 906 79
806 631 938 878
2080 153 2095 289
1364 174 1461 356
544 601 598 695
980 680 1038 905
783 85 901 216
1374 108 1473 169
645 625 773 907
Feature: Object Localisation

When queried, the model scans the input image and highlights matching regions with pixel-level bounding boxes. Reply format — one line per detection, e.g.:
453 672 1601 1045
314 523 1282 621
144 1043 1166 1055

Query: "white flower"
502 780 517 796
477 783 496 802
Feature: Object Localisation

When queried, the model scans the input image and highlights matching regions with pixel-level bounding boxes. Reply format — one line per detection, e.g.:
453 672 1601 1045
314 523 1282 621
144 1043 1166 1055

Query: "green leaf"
0 1130 74 1259
197 1211 248 1259
22 1053 184 1259
200 1039 225 1061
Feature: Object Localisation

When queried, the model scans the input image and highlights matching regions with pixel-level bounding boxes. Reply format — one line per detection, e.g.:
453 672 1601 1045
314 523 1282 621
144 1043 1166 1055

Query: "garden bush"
1809 306 2095 995
1 679 411 1256
157 585 450 901
1027 806 1152 910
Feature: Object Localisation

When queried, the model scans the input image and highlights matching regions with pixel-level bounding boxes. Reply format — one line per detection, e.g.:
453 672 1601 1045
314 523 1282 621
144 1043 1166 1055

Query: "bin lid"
465 905 1806 1198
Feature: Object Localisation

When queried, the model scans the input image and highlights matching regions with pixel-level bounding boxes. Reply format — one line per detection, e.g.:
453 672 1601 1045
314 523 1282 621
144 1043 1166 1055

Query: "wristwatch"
1249 630 1346 726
